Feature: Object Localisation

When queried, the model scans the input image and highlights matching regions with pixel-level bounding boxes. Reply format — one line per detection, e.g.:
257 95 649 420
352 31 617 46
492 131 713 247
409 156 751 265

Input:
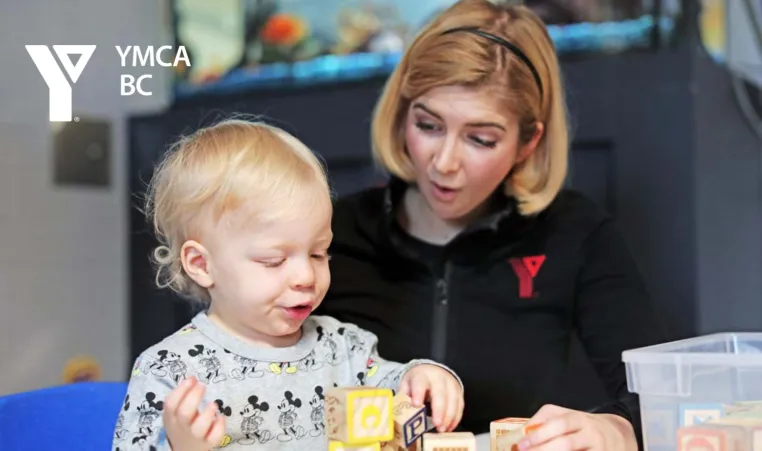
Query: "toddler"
113 119 464 451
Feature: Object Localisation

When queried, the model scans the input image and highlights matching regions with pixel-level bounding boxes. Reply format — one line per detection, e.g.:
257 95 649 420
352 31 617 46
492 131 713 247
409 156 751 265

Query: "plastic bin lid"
622 332 762 366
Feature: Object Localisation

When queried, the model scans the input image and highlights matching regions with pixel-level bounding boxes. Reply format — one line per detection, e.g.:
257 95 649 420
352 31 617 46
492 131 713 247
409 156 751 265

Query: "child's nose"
290 260 316 289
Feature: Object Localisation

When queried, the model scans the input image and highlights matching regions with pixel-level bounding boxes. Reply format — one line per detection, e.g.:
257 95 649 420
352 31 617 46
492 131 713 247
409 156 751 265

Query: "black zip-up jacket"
317 178 666 444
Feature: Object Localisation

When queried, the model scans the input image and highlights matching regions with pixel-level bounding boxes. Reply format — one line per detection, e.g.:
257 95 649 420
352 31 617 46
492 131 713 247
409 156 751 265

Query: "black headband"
441 26 543 99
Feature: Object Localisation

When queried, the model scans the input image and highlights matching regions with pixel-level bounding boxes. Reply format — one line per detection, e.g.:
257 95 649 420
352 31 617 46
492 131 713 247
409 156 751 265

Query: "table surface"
475 432 490 449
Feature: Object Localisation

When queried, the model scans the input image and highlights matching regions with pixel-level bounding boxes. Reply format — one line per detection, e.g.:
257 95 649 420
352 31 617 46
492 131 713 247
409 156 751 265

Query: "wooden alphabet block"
677 422 747 451
392 393 428 448
494 423 543 451
329 441 382 451
422 432 476 451
381 438 420 451
728 410 762 420
726 404 762 419
713 417 762 427
679 403 726 427
496 431 523 451
326 387 394 444
729 401 762 409
490 418 529 451
704 417 762 449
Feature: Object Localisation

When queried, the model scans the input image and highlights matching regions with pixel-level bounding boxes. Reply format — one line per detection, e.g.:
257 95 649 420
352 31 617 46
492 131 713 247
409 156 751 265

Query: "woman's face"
404 84 538 221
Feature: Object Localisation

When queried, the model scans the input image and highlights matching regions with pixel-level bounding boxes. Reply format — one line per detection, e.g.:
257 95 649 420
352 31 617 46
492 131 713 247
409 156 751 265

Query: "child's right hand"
163 376 226 451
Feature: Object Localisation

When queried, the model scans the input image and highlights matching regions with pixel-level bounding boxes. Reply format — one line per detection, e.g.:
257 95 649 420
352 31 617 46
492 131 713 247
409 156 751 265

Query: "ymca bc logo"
509 255 546 299
25 45 96 122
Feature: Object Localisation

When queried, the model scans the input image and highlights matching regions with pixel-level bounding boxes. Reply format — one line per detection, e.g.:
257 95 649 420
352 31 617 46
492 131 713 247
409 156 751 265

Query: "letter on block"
679 403 726 427
329 441 382 451
490 418 529 451
422 432 476 451
326 387 394 444
393 393 428 448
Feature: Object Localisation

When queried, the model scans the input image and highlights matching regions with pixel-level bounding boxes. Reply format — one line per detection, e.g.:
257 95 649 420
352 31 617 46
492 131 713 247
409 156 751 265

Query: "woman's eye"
311 253 331 261
415 121 438 132
260 259 286 268
471 136 497 148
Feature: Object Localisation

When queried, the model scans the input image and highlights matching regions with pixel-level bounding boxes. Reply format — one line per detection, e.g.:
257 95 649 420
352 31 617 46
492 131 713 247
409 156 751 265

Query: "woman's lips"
431 181 459 202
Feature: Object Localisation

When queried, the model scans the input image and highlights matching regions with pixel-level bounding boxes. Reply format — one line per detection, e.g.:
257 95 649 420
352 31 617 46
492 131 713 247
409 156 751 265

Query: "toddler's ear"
181 240 213 288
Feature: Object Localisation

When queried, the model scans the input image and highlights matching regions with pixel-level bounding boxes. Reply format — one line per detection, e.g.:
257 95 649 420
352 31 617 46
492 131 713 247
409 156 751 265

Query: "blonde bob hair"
372 0 569 215
143 118 330 302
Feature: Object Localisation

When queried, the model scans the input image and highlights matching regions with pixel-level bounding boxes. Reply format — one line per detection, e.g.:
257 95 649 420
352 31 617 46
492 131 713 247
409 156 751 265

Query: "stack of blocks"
325 386 549 450
322 390 762 451
325 387 429 450
676 401 762 451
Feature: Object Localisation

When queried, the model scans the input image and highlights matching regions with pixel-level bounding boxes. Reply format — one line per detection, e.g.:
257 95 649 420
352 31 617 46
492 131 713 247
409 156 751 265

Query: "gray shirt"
112 313 455 450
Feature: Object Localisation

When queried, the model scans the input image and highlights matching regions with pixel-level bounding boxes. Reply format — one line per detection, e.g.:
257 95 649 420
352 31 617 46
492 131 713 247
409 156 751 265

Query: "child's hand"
398 364 464 433
163 376 226 451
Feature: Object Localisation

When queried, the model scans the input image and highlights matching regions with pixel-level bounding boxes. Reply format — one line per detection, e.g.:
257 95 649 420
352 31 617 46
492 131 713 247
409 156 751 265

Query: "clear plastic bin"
623 333 762 451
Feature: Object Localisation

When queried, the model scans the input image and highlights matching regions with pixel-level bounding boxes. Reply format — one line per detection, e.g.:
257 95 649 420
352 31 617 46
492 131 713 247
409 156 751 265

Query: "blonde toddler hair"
143 118 330 303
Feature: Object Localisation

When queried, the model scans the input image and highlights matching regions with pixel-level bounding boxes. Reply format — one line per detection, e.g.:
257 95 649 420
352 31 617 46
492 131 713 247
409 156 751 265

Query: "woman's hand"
518 404 637 451
398 364 464 433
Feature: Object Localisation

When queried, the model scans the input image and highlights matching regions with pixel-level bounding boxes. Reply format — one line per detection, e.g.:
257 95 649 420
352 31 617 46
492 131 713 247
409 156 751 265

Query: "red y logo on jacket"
509 255 546 298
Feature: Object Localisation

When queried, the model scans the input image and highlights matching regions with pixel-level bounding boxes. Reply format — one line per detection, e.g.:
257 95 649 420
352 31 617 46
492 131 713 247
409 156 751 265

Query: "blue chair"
0 381 128 451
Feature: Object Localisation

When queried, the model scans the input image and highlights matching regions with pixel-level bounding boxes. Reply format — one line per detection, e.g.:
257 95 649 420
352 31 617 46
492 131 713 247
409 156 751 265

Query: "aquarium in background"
172 0 681 100
699 0 725 62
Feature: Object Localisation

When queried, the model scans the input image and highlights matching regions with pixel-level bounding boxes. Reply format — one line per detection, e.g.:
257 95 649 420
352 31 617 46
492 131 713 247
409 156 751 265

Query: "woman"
318 1 665 450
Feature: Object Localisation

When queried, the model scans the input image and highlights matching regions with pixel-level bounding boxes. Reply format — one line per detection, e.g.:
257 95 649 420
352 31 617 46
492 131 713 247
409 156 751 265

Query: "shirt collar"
382 175 517 238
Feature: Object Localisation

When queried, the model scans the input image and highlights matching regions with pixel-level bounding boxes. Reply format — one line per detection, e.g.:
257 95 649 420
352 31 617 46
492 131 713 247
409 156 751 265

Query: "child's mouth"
282 304 313 321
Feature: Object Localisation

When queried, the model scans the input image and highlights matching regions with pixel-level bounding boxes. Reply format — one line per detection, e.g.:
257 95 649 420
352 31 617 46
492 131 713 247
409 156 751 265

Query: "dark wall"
563 48 698 341
693 46 762 334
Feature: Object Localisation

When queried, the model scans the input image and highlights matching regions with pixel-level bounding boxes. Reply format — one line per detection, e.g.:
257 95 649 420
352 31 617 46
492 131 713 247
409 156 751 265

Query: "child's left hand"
398 364 464 433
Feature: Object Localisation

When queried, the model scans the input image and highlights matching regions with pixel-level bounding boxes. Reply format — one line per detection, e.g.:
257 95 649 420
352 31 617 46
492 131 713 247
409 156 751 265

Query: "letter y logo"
26 45 96 122
509 255 546 299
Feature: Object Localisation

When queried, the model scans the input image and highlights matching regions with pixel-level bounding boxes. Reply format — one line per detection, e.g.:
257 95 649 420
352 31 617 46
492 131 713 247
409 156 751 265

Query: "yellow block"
326 387 394 444
347 389 394 443
329 440 381 451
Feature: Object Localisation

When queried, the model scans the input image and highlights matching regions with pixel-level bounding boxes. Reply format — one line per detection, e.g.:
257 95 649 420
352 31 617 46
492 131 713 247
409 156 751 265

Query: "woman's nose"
433 139 460 175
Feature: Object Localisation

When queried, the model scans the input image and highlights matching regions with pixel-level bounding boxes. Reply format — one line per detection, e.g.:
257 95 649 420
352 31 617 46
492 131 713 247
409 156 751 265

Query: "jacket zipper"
431 261 452 362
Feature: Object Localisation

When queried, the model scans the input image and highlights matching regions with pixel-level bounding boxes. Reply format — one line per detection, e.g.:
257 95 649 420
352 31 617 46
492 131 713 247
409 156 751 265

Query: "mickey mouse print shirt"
113 313 457 450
